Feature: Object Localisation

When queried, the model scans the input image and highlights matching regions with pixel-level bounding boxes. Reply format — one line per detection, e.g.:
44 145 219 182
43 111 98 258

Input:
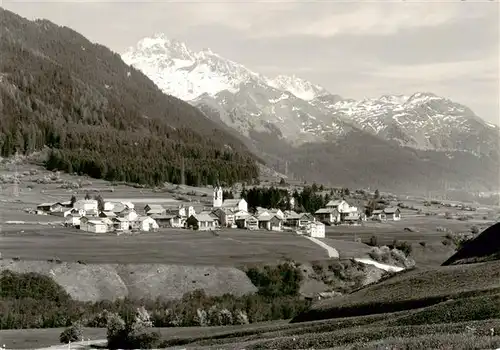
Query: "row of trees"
0 263 309 331
240 186 336 214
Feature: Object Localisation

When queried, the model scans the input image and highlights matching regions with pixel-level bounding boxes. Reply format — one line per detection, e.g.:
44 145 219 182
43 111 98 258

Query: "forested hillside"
0 8 259 186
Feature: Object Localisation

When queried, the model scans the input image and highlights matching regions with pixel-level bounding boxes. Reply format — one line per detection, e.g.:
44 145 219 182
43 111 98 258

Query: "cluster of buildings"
36 199 159 233
314 199 401 224
33 187 402 237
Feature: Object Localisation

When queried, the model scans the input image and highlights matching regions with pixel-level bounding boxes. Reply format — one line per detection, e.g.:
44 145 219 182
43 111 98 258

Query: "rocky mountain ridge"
122 33 499 192
122 33 498 156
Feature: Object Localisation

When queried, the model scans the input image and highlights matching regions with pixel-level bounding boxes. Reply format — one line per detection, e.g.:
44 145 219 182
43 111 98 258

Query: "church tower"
213 186 223 208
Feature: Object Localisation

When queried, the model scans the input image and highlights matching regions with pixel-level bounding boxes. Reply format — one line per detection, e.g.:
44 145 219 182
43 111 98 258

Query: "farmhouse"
74 199 98 213
36 202 63 214
257 214 283 231
144 204 166 216
235 214 259 230
222 198 248 213
299 213 315 228
186 213 216 231
306 221 326 238
255 207 284 220
148 214 174 228
372 210 387 221
315 208 341 225
212 208 235 227
384 207 401 221
65 213 82 227
325 199 350 212
80 217 107 233
284 210 301 227
344 214 361 225
175 205 196 219
64 208 86 218
113 217 131 231
118 208 139 222
132 216 159 232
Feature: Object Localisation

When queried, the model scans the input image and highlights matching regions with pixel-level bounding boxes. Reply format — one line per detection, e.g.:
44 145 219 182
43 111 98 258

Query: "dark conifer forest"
0 8 259 186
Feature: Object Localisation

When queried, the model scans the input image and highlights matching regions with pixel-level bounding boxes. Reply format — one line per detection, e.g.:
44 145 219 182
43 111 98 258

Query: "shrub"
471 225 480 234
367 235 379 247
393 240 413 256
419 241 427 247
59 322 83 343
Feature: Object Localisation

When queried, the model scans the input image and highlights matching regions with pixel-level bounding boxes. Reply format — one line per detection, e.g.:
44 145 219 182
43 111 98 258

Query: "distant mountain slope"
122 33 499 192
0 9 259 186
442 223 500 266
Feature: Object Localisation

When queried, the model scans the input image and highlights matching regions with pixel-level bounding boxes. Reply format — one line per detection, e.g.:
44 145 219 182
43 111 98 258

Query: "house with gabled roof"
221 198 248 213
383 207 401 221
371 210 387 221
36 202 63 214
113 217 131 231
234 212 259 230
186 213 216 231
315 208 341 225
212 207 235 227
144 204 166 216
118 208 138 222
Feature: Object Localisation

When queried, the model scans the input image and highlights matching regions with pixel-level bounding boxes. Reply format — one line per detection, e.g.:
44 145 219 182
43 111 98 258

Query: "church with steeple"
213 185 223 208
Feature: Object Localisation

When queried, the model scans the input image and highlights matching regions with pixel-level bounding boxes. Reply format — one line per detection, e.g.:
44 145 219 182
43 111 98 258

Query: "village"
31 185 402 238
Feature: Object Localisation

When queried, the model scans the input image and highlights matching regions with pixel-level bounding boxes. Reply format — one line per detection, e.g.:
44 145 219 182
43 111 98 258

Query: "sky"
3 0 499 124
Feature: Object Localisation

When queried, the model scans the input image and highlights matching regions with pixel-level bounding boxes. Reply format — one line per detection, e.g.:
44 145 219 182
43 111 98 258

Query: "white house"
36 202 63 214
371 210 387 221
178 205 196 218
119 208 139 222
133 216 159 232
306 221 325 238
213 186 223 208
63 208 86 218
74 199 98 212
65 213 82 227
315 208 341 224
113 217 131 231
384 207 401 221
104 202 116 212
144 204 166 216
222 198 248 213
186 213 216 231
325 199 351 213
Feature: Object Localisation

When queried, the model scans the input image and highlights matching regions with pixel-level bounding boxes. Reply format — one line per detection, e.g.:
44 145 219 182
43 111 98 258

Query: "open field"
0 228 328 265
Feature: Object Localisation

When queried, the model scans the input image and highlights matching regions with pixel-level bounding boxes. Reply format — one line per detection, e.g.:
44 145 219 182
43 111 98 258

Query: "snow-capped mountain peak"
122 33 263 100
122 34 330 101
267 74 330 101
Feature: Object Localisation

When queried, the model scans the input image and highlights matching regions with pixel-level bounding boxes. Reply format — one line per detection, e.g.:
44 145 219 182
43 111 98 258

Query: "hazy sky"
3 0 499 124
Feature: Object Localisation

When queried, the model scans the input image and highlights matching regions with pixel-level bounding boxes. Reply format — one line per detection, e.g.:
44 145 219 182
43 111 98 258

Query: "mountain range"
122 34 500 193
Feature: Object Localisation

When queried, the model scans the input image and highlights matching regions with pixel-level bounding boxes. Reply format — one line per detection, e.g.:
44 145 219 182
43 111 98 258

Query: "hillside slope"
0 8 259 186
442 223 500 266
292 261 500 323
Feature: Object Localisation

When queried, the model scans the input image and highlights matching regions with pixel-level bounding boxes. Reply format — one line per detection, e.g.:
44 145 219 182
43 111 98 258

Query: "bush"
367 235 379 247
59 322 83 344
245 262 302 298
471 226 480 234
393 240 413 256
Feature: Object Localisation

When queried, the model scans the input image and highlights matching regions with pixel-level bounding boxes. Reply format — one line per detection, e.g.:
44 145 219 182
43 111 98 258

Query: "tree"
70 195 77 206
279 178 286 185
59 322 83 344
374 189 380 199
94 194 105 211
84 192 91 200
